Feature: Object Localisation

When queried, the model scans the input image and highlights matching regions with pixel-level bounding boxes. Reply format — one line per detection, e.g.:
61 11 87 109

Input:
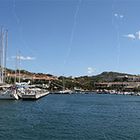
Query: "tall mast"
4 30 8 83
0 27 8 84
18 51 21 83
15 50 21 84
0 27 2 83
62 75 65 91
14 51 17 84
1 28 4 83
0 27 4 84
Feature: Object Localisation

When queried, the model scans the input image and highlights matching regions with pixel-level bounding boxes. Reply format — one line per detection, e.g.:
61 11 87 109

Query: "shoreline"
50 90 140 96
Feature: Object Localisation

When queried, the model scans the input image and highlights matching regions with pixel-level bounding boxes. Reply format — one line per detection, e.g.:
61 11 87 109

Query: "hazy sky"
0 0 140 76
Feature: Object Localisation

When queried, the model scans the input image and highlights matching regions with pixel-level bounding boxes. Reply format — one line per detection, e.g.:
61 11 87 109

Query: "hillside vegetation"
5 69 138 90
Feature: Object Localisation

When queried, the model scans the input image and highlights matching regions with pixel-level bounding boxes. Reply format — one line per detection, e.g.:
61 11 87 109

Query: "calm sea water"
0 93 140 140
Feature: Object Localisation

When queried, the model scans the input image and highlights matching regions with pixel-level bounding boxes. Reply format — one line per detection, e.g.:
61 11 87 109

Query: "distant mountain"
6 68 134 81
71 71 137 90
75 71 134 83
92 71 134 82
4 68 138 90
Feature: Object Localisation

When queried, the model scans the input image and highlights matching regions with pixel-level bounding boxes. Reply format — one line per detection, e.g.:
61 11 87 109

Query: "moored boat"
0 90 19 100
0 85 19 100
0 28 19 100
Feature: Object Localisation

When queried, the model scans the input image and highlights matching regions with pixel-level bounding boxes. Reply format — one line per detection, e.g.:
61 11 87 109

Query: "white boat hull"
0 90 19 100
59 90 73 94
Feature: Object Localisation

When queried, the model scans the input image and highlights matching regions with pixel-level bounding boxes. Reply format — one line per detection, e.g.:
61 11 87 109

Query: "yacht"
0 28 19 100
15 82 49 99
59 89 73 94
0 85 19 100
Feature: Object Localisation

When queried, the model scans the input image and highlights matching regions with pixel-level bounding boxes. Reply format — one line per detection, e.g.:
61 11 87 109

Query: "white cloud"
12 56 35 61
87 67 95 75
136 31 140 40
114 13 118 17
123 34 136 40
114 13 124 19
120 15 124 19
124 30 140 40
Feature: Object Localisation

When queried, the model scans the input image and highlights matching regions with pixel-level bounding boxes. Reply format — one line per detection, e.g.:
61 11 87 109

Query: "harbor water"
0 93 140 140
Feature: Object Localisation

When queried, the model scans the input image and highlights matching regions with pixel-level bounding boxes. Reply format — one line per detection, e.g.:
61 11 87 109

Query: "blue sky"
0 0 140 76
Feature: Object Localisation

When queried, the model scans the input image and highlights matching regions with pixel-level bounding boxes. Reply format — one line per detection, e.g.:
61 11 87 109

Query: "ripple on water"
0 94 140 140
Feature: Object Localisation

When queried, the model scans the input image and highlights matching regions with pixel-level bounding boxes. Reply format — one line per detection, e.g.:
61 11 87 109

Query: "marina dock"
21 92 49 100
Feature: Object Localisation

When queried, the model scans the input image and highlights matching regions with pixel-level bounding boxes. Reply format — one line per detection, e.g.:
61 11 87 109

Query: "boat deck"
21 92 49 100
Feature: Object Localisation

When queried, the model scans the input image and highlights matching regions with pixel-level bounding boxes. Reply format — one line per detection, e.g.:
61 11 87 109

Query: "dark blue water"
0 94 140 140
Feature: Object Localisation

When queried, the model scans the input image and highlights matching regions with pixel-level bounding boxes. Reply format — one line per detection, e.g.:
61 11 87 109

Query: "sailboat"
0 85 19 100
0 28 19 100
58 76 72 94
14 53 49 100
